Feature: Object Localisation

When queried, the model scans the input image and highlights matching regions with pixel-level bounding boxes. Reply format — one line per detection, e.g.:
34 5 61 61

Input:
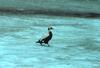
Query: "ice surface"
0 14 100 68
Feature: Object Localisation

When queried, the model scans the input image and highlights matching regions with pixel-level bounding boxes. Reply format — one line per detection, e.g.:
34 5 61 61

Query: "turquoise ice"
0 14 100 68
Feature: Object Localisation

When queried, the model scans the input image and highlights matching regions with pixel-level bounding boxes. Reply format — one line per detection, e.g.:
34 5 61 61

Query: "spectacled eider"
36 26 53 46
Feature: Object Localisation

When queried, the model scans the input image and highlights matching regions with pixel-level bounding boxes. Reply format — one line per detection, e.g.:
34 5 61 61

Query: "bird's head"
48 26 53 30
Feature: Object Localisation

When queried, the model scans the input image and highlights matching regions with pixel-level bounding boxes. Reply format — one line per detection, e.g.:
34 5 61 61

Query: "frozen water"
0 14 100 68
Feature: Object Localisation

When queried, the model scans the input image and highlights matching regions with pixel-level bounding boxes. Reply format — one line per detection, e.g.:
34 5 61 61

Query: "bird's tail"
36 39 40 43
36 39 44 45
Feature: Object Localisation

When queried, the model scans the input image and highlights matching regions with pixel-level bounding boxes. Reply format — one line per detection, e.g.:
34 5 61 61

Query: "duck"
36 26 53 46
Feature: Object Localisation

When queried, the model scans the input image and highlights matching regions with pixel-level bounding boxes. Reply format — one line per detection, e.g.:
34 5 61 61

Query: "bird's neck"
48 30 52 35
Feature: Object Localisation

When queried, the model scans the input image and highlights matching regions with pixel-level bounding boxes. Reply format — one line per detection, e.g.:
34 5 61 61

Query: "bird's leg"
47 43 50 47
40 42 42 45
40 40 45 46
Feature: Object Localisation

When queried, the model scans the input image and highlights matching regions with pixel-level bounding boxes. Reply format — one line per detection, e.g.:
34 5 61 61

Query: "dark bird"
36 26 53 46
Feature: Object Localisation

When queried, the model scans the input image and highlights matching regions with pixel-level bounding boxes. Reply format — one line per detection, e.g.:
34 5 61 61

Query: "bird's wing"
40 34 49 40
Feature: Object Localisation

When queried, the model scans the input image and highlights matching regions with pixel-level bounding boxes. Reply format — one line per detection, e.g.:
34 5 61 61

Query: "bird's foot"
47 44 50 47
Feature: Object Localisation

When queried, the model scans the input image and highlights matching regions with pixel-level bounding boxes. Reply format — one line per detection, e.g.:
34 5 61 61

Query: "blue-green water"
0 0 100 13
0 14 100 68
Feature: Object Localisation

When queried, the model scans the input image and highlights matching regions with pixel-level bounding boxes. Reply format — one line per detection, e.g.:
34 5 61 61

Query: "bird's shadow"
37 44 50 47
